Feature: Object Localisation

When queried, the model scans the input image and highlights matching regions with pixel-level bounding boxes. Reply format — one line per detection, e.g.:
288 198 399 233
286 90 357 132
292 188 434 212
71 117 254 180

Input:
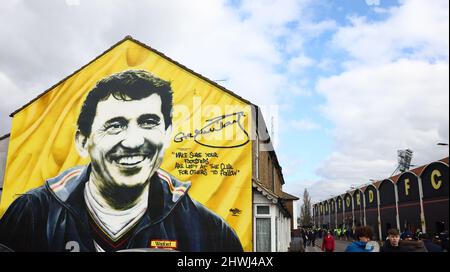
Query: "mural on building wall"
0 38 252 252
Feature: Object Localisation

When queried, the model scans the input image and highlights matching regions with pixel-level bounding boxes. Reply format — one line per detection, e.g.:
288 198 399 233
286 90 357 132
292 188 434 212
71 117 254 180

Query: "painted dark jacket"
0 165 243 252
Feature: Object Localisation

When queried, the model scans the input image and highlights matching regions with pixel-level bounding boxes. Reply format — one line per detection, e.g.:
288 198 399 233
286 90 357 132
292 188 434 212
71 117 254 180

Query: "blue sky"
0 0 448 207
280 1 392 181
221 0 448 203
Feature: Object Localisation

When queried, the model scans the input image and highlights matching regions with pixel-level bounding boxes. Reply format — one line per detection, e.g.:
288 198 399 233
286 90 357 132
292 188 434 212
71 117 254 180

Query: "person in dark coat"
381 228 409 252
401 228 413 240
419 233 443 252
438 231 448 252
301 229 308 248
310 229 316 247
399 240 427 252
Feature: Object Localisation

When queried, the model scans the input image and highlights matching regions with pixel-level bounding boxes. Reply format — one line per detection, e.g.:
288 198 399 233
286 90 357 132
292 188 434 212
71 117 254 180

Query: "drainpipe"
417 176 426 233
363 193 367 226
394 182 401 231
376 188 382 240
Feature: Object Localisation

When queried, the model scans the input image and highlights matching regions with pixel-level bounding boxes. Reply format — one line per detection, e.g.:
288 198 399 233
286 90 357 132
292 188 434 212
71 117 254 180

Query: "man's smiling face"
78 93 171 188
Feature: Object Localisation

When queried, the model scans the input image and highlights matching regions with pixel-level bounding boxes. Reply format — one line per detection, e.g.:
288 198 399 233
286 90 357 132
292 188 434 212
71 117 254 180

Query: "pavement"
305 238 352 252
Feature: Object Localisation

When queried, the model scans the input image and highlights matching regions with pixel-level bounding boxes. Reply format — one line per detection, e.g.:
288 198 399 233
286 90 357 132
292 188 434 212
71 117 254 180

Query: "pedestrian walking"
381 228 409 252
321 231 335 252
302 229 308 248
289 236 305 252
345 226 377 252
311 230 316 247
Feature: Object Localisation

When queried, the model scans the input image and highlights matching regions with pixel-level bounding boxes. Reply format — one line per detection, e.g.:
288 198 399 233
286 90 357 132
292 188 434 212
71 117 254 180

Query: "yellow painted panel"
1 40 252 251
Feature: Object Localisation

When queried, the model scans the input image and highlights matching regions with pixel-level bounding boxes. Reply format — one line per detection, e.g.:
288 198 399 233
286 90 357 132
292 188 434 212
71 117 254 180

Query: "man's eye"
105 123 126 133
141 119 160 128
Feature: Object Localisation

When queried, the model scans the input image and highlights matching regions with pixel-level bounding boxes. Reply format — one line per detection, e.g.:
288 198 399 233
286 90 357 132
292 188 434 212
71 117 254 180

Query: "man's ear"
75 130 89 157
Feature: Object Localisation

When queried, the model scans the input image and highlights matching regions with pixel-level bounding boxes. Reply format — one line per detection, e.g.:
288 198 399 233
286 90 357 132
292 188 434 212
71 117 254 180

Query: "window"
257 205 270 215
256 218 271 252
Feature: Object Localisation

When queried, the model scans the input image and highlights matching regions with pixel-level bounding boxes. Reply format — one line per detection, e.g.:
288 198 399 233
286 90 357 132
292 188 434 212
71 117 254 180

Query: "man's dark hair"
355 226 373 239
77 70 173 137
387 228 400 236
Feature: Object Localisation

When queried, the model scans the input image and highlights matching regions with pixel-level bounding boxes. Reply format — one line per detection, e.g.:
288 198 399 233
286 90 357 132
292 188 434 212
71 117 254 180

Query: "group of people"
293 227 338 252
292 225 447 252
332 227 354 241
300 228 318 248
345 226 446 252
289 227 326 252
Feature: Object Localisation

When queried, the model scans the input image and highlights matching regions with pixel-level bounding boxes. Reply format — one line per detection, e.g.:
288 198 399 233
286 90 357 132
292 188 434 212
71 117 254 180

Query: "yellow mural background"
0 39 252 251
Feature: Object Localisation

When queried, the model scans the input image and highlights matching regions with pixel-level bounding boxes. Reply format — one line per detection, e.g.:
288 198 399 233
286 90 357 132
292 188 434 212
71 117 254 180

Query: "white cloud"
307 0 449 202
307 180 352 203
284 178 351 204
313 59 449 201
317 58 334 71
284 19 337 55
285 84 313 97
365 0 380 6
0 72 27 134
283 179 313 200
287 55 315 74
0 0 323 135
291 118 321 131
238 0 310 30
301 19 337 34
373 7 390 14
277 155 305 177
333 0 449 66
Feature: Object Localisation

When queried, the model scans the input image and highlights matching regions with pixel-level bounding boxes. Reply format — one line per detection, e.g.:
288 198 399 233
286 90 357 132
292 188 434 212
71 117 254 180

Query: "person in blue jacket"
345 226 377 252
0 70 243 252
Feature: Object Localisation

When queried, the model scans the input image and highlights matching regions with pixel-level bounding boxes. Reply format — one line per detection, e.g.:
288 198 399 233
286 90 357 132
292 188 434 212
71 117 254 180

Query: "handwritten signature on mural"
173 112 249 148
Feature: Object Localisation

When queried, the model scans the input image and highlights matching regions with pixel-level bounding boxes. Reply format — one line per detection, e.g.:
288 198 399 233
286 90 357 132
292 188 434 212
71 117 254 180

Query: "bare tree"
300 189 312 227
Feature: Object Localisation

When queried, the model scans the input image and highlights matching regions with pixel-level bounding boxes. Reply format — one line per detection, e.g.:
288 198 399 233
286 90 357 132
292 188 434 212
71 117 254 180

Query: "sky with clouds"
0 0 448 209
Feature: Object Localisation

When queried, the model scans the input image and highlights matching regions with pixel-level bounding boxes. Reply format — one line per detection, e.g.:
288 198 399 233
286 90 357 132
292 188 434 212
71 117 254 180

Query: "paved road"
305 238 351 252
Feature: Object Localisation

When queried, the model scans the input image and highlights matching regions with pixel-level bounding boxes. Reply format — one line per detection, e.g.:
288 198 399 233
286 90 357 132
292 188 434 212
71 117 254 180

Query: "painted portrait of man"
0 70 243 252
